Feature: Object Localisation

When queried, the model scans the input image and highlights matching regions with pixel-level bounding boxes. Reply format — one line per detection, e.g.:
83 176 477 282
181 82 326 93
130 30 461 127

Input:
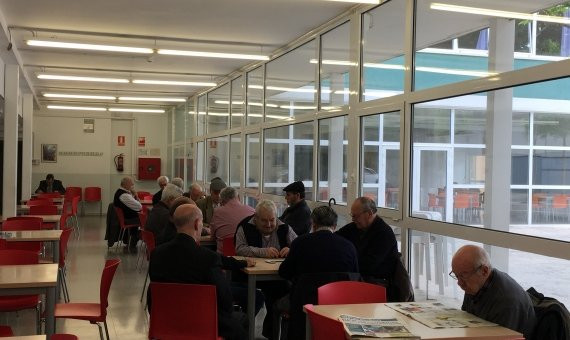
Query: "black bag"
387 253 415 302
527 287 570 340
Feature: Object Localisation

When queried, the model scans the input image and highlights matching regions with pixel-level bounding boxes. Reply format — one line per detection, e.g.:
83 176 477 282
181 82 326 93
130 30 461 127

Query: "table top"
141 199 153 205
308 303 522 339
21 215 61 223
0 264 58 289
22 198 64 204
2 230 63 241
1 336 46 340
17 205 64 212
238 257 282 275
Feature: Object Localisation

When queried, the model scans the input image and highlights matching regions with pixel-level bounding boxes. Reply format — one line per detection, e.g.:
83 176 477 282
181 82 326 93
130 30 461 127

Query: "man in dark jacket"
279 181 312 236
336 196 398 283
145 183 182 244
113 177 142 252
151 175 169 205
149 203 247 340
35 173 66 194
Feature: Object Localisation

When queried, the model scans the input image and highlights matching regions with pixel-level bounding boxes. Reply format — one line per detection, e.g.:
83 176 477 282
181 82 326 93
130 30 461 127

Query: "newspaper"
386 302 497 329
339 315 420 338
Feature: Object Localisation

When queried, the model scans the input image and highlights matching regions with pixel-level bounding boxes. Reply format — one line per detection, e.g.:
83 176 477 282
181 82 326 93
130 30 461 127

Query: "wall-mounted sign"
58 151 104 157
138 137 146 147
83 119 95 133
118 136 125 146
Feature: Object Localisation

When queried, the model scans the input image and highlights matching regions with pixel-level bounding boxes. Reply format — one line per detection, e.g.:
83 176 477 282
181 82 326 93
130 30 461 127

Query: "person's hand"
266 247 280 258
245 257 256 267
279 247 290 258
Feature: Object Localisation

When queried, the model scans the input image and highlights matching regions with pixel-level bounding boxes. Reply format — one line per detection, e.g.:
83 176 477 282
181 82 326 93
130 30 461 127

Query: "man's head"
171 177 184 190
46 174 54 185
120 177 134 191
350 197 377 230
173 204 203 237
209 177 227 204
169 196 194 217
220 186 239 205
161 183 183 206
451 245 492 295
311 206 337 231
254 200 278 235
189 183 204 202
283 181 305 206
157 176 169 189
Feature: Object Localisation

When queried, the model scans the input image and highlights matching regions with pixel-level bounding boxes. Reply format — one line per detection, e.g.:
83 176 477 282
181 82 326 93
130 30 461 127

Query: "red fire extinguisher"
114 154 124 172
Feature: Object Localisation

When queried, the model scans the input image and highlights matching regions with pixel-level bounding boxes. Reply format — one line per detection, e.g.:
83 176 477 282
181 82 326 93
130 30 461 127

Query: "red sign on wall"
138 137 146 147
117 136 125 146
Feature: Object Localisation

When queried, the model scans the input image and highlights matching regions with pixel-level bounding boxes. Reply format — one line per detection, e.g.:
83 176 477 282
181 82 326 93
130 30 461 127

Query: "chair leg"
104 320 111 340
36 301 42 334
96 322 105 340
140 268 149 302
62 268 70 303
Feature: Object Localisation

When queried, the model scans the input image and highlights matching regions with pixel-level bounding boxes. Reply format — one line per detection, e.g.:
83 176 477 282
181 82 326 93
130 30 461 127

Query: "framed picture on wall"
41 144 57 163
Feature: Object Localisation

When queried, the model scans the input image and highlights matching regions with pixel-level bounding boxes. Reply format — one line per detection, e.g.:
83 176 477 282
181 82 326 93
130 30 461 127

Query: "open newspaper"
339 315 420 339
386 302 496 329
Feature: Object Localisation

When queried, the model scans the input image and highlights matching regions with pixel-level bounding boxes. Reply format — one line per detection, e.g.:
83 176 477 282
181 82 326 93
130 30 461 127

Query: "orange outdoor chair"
304 304 346 340
318 281 387 305
0 250 42 334
2 218 42 254
55 259 121 340
84 186 103 215
59 227 74 303
149 282 222 340
222 236 236 256
139 230 156 304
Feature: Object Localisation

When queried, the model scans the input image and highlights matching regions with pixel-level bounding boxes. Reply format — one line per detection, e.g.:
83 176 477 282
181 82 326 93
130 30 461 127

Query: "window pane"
512 112 530 146
534 113 570 146
173 146 185 180
265 40 317 121
453 148 485 185
207 83 229 133
246 133 260 189
196 141 204 181
186 143 194 181
206 136 228 183
197 95 206 136
174 104 186 143
247 67 263 125
454 110 485 145
362 0 406 101
230 134 241 187
361 112 401 209
318 116 348 204
533 150 570 185
413 108 451 144
231 76 244 128
511 149 529 185
263 122 314 199
186 100 196 138
321 22 351 110
511 189 528 224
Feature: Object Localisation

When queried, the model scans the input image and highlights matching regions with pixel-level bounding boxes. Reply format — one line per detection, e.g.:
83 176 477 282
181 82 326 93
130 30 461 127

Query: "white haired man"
152 175 169 205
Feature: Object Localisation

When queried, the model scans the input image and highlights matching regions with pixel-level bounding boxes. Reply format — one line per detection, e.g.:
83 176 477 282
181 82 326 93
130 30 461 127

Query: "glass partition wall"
168 0 570 306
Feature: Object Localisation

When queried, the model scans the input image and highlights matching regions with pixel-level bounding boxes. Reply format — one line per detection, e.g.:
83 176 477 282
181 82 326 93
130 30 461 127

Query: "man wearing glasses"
451 245 535 338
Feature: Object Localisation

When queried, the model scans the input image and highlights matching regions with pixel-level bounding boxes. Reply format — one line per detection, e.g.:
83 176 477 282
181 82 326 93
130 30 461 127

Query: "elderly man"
451 245 535 338
152 175 169 205
145 183 183 242
35 173 66 194
185 182 205 202
210 187 255 254
171 177 184 190
336 197 398 283
279 181 312 236
196 177 226 225
114 177 142 252
149 204 247 340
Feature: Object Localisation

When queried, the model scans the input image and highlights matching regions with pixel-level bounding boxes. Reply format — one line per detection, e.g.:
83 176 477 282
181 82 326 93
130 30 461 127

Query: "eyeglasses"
449 264 482 281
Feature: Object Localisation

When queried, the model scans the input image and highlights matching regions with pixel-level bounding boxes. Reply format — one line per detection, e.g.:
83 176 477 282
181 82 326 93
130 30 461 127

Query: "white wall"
32 110 167 214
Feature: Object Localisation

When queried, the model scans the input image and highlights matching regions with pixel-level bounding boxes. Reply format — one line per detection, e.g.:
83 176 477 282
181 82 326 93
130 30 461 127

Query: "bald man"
451 245 535 338
149 204 247 340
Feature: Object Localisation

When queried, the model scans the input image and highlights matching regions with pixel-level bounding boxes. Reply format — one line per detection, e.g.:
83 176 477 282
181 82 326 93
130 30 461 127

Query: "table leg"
248 274 256 340
54 240 61 301
45 286 56 337
305 312 312 340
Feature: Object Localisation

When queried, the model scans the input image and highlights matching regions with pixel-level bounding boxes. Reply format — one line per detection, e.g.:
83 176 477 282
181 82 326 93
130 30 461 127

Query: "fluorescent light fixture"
249 84 317 93
325 0 379 4
47 105 106 111
363 63 496 77
309 58 358 66
207 112 230 116
158 49 269 61
132 79 217 87
27 40 153 54
38 74 129 83
248 102 278 108
280 105 317 110
119 96 186 102
43 93 115 100
430 3 570 25
215 100 244 105
109 108 165 113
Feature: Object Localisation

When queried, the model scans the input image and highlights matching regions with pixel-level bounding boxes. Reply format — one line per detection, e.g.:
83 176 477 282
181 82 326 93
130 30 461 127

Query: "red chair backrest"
304 304 346 340
1 218 42 253
37 193 62 199
113 207 126 228
59 228 73 268
0 325 14 336
318 281 387 305
84 187 102 202
149 283 219 340
60 212 72 229
51 335 79 340
71 196 80 216
222 236 236 256
140 230 156 261
0 239 7 250
0 249 39 265
99 259 121 318
139 209 148 228
137 191 151 200
29 205 58 215
27 199 52 206
65 187 82 200
143 195 153 201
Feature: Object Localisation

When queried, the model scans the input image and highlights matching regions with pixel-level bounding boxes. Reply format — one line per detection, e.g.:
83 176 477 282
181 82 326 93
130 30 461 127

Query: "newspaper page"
386 302 497 329
339 315 420 338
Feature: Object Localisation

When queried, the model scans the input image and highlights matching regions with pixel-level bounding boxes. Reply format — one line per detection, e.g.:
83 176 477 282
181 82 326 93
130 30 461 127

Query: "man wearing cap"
196 177 226 225
279 181 312 236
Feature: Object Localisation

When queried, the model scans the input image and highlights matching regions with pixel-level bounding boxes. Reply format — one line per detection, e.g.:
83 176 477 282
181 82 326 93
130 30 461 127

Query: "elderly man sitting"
145 183 183 242
451 245 536 338
210 187 254 254
152 175 169 205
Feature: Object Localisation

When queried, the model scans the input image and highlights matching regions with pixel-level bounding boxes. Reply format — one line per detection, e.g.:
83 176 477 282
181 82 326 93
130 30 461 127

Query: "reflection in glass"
321 22 351 110
230 134 241 187
186 99 196 138
197 95 206 136
247 67 263 125
186 143 194 182
318 116 348 203
174 146 185 180
246 133 260 189
207 83 229 133
231 76 244 128
196 141 204 181
174 104 186 143
206 136 228 183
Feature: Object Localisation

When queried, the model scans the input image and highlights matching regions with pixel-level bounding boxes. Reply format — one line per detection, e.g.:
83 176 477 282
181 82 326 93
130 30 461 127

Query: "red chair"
0 239 6 250
139 230 156 303
51 335 79 340
0 325 13 336
0 250 42 334
70 196 81 237
318 281 387 305
59 227 74 303
2 218 42 254
222 236 236 256
113 207 140 249
137 191 151 200
65 186 82 201
27 198 52 206
304 304 346 340
84 186 103 215
29 205 58 230
149 283 222 340
37 193 62 199
55 259 121 340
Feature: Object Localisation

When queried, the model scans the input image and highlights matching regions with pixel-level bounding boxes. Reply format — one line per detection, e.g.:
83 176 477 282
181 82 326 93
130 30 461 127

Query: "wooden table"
2 336 46 340
0 264 58 338
3 230 63 263
25 215 62 230
306 303 522 340
17 205 64 214
22 197 64 204
240 257 284 340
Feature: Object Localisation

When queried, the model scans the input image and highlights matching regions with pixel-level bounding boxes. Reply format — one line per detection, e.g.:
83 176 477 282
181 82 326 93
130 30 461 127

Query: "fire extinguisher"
114 154 124 172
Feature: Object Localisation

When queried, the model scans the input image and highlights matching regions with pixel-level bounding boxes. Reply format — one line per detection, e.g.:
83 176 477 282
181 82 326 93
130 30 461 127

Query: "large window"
173 146 185 180
207 83 230 133
206 136 228 183
197 95 206 136
186 143 194 182
246 133 260 189
231 76 244 128
174 104 186 143
247 67 263 125
186 99 196 138
230 134 241 187
321 22 352 110
196 141 204 182
318 116 348 203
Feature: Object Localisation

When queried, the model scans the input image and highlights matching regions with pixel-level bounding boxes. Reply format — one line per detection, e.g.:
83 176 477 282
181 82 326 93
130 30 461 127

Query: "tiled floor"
1 215 267 339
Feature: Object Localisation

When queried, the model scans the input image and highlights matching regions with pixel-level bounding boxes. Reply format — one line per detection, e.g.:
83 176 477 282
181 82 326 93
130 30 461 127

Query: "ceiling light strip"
47 105 107 111
38 74 129 83
133 79 217 86
158 49 269 60
119 96 186 102
27 40 153 53
43 93 116 100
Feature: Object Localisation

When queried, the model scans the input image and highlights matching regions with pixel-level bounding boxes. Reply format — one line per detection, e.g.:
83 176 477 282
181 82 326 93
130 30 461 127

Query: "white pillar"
2 64 19 218
21 93 33 199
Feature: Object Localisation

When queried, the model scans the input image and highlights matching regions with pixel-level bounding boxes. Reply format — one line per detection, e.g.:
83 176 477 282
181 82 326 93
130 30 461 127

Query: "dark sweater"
279 200 312 236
